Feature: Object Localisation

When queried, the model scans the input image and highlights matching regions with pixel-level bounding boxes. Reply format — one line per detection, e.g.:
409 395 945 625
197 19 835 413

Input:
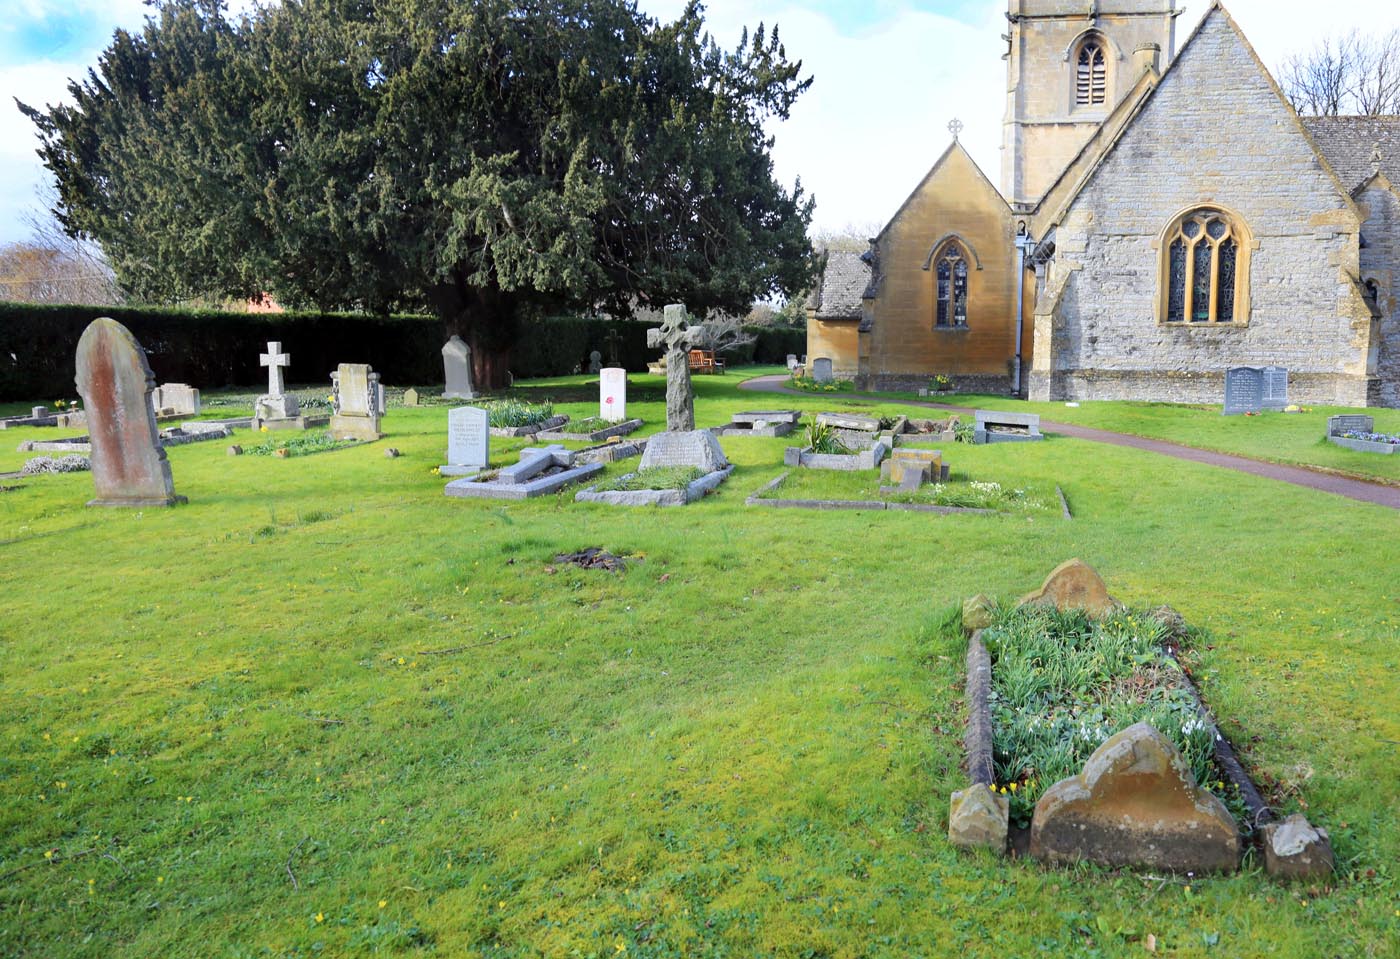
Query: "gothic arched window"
1076 40 1107 106
935 243 970 328
1161 208 1250 325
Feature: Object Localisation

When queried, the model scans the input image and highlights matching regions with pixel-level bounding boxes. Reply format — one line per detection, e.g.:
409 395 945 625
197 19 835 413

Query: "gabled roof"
875 139 1010 244
807 250 871 320
1302 116 1400 194
1033 1 1360 237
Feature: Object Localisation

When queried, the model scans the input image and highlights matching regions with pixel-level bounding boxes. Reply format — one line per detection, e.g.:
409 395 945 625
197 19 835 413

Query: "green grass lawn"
843 388 1400 486
1 369 1397 958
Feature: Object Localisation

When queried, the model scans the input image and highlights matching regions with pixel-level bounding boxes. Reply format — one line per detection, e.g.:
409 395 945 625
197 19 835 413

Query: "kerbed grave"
950 560 1334 880
445 445 603 500
1325 415 1400 454
784 412 893 471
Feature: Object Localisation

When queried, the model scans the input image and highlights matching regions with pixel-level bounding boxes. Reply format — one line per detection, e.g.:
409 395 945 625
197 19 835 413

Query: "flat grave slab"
712 410 803 438
444 445 602 500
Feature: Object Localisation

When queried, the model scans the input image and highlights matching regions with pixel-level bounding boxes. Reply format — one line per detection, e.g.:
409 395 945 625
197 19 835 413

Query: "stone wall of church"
1359 182 1400 407
805 316 860 379
1029 10 1378 407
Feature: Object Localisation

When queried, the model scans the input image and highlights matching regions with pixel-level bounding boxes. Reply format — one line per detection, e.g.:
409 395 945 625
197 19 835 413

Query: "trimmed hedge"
0 302 805 400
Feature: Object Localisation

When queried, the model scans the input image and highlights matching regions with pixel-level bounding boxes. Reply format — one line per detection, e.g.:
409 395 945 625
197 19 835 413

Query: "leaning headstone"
812 357 834 384
646 304 707 431
587 350 603 374
599 368 627 423
1029 723 1241 873
443 405 489 476
1223 366 1263 415
73 317 184 507
442 335 476 399
329 363 382 440
255 341 300 423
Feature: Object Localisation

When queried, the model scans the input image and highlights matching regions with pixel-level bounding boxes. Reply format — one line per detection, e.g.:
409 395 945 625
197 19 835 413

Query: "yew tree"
21 0 818 386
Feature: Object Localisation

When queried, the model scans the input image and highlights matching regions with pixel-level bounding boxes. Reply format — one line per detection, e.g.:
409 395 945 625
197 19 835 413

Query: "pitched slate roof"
1302 116 1400 193
807 250 871 320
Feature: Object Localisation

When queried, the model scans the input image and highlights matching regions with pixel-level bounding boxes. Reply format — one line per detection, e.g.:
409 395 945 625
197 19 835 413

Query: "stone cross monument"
646 303 707 431
256 341 300 421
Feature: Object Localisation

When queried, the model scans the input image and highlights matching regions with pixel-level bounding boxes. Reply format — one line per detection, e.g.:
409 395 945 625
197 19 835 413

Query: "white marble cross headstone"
260 342 290 398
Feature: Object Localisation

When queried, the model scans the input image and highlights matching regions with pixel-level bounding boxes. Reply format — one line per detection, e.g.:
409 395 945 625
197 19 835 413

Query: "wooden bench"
687 349 725 374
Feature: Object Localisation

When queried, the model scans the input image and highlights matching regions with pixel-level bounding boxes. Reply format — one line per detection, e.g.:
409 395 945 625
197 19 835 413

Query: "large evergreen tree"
21 0 818 386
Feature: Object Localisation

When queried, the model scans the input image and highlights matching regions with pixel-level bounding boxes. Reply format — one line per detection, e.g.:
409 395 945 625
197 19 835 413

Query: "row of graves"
949 559 1334 880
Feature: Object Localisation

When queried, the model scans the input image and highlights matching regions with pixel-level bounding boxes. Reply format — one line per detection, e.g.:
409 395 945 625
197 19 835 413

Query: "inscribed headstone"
1261 366 1289 409
330 363 382 440
1223 367 1263 415
74 317 184 507
442 336 476 399
446 406 489 472
786 354 799 370
812 357 834 384
600 368 627 423
152 383 200 417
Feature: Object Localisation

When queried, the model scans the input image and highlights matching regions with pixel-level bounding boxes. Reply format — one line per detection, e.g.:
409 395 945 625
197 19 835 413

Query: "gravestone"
255 342 300 422
1261 366 1289 409
812 357 834 384
638 431 729 473
600 368 627 423
442 335 477 399
587 350 603 374
403 388 420 406
1328 414 1374 436
646 303 707 432
151 383 200 417
786 354 799 371
329 363 383 440
604 327 623 367
73 317 184 507
443 406 489 476
1223 367 1263 415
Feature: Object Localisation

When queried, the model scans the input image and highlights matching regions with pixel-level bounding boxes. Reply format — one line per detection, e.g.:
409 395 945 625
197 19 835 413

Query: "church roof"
1302 116 1400 193
807 250 871 320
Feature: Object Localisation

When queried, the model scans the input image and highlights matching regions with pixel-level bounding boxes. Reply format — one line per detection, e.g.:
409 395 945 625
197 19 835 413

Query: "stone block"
1019 558 1122 618
817 412 880 432
888 448 942 486
962 594 996 632
329 414 381 441
1028 723 1241 873
1261 815 1334 880
948 785 1009 853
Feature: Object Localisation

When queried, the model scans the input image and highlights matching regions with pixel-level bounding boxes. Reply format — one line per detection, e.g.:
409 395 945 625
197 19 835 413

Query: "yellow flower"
378 900 387 909
260 425 269 433
615 944 626 954
498 900 506 910
156 876 165 884
44 850 54 860
315 912 324 923
1009 782 1018 792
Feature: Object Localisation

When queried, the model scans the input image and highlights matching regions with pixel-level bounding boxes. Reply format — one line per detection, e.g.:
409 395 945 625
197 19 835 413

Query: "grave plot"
949 560 1334 880
973 409 1043 444
19 421 233 454
483 400 569 437
748 463 1056 516
1325 415 1400 454
783 414 893 470
446 445 603 500
240 429 363 459
575 432 731 507
536 416 643 442
711 410 803 438
892 415 965 446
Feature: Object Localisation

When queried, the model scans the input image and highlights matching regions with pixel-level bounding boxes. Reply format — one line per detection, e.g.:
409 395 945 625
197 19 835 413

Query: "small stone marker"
587 350 603 374
812 357 834 384
384 447 400 458
74 317 185 507
444 406 489 476
599 368 627 423
948 784 1009 852
885 448 942 487
962 594 996 632
227 445 243 456
256 341 300 422
329 363 383 440
1261 814 1335 880
442 335 477 399
1018 558 1121 618
403 388 420 406
786 354 798 371
1029 723 1241 873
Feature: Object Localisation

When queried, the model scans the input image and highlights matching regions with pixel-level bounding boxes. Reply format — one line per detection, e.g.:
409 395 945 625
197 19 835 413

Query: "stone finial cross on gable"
260 341 291 397
948 118 964 141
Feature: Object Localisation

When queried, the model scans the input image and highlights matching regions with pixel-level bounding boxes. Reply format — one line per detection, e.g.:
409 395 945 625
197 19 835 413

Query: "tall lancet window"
1077 41 1107 105
935 243 970 328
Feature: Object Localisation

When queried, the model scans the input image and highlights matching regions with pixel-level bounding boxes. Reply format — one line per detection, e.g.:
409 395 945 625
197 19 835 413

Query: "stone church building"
807 0 1400 407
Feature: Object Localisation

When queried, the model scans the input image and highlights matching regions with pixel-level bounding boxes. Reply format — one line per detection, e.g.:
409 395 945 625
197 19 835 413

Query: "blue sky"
1 1 1396 247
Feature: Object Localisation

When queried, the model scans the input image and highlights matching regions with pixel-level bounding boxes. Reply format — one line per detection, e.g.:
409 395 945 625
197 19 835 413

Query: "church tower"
1001 0 1180 210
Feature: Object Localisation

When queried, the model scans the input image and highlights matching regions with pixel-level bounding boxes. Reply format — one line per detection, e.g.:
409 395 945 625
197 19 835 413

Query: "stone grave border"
574 437 649 465
19 423 234 454
490 414 570 438
784 436 893 471
574 465 734 507
973 410 1043 444
1324 415 1398 454
536 417 643 443
745 471 996 515
949 566 1334 880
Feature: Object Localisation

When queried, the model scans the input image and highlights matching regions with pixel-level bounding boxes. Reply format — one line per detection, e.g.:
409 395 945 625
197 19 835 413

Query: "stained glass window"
1161 209 1247 325
935 244 970 328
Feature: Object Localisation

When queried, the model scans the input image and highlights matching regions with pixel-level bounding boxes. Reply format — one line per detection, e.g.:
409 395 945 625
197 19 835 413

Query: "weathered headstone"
256 342 300 422
442 335 476 399
443 406 489 476
599 368 627 423
786 354 799 371
639 430 728 473
587 350 603 374
403 387 420 407
1019 558 1121 618
1328 414 1374 435
812 357 834 384
948 783 1009 852
151 383 201 417
646 303 707 432
1223 366 1263 415
74 317 184 507
329 363 383 440
1029 723 1241 873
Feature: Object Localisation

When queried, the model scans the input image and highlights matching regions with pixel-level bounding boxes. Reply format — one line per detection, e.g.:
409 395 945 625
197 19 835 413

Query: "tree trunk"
429 281 519 392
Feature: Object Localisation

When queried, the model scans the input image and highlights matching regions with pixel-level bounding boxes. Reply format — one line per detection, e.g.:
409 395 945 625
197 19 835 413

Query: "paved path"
739 375 1400 510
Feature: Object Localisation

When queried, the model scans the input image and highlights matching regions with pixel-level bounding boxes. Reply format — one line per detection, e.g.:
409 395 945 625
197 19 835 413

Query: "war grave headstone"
811 357 834 384
329 363 383 441
972 409 1043 444
445 444 602 500
1325 414 1399 453
73 317 185 507
442 406 489 476
442 335 477 400
600 367 627 423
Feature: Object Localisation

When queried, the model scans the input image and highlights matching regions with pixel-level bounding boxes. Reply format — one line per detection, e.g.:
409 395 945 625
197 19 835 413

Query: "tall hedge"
0 302 805 400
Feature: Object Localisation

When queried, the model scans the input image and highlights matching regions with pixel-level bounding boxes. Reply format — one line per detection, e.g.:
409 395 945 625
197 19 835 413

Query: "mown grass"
0 369 1397 958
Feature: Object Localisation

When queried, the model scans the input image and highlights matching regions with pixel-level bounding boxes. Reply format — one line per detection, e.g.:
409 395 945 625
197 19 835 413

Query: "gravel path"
739 375 1400 510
